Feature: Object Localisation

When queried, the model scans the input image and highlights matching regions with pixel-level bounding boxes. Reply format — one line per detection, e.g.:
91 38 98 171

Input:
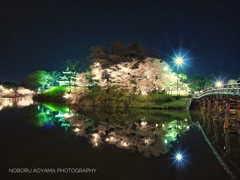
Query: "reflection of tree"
86 118 189 157
27 104 190 157
0 98 33 111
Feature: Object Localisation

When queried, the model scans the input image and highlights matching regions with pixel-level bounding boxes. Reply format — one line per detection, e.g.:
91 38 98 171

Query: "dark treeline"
86 41 159 68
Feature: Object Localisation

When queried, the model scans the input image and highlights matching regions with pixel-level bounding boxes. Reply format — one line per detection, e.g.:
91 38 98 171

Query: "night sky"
1 0 240 83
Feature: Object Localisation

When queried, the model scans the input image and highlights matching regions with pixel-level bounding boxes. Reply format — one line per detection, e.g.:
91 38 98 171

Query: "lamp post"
175 57 183 96
216 81 223 94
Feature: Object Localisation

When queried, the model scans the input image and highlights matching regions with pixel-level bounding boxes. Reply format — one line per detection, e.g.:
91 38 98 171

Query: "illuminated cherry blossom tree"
0 85 14 96
87 57 180 95
17 87 34 96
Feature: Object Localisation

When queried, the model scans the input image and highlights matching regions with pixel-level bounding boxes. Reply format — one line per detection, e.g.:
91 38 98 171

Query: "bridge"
191 83 240 127
191 83 240 161
192 83 240 99
192 83 240 179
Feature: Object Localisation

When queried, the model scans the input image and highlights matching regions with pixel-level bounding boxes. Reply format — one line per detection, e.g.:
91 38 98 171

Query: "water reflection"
0 98 33 110
197 111 240 171
36 103 71 128
87 118 190 157
34 104 191 157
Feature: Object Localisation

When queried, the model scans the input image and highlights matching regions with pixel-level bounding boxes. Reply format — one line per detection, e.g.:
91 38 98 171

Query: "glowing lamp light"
175 57 183 65
176 153 182 161
216 81 223 87
141 121 147 126
74 127 80 132
63 93 71 99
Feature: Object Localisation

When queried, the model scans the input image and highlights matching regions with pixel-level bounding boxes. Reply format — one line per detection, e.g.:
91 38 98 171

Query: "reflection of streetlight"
176 153 182 161
175 57 183 96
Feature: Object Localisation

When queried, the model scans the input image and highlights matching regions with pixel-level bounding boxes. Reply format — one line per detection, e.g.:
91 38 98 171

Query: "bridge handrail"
192 83 240 99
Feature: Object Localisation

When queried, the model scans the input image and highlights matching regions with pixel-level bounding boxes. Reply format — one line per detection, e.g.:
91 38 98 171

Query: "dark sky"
1 0 240 83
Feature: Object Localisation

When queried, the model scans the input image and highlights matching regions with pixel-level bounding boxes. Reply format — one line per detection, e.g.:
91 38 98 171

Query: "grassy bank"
33 86 191 110
129 97 190 109
33 86 67 103
76 86 190 110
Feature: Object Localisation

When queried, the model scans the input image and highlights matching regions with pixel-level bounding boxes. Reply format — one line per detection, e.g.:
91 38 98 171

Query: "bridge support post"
207 116 211 133
238 128 240 144
237 104 240 120
202 99 206 112
213 99 219 121
207 98 212 116
224 100 230 129
213 120 219 141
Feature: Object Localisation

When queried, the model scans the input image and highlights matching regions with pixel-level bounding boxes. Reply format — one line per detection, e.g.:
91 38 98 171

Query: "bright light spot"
106 138 109 141
156 124 158 127
176 153 182 161
73 127 80 132
175 57 183 65
163 66 169 71
185 119 187 121
95 142 98 146
141 121 147 126
63 93 71 99
109 136 116 142
141 90 148 95
216 81 223 87
162 124 165 128
64 113 73 119
164 139 168 144
187 126 190 129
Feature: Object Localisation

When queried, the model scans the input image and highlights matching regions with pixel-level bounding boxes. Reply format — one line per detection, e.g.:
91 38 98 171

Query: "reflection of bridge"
192 84 240 179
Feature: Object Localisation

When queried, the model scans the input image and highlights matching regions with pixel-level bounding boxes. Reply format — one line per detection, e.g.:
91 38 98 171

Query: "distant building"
57 67 77 86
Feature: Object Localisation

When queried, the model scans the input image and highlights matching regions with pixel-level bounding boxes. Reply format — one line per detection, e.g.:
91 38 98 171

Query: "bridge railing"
192 83 240 99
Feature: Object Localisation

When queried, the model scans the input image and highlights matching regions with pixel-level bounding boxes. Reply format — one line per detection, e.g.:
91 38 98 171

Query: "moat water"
0 98 237 179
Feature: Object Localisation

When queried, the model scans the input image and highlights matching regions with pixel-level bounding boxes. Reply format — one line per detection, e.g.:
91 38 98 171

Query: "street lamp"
216 81 223 88
175 57 183 96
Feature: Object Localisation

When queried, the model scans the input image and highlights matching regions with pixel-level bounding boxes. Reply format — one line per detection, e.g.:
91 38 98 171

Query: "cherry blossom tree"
75 56 187 96
17 87 34 96
0 85 14 96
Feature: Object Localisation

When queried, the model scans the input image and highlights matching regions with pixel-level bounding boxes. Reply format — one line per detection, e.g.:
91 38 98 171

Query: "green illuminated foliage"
23 70 51 91
187 74 214 91
43 86 66 96
43 103 70 112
